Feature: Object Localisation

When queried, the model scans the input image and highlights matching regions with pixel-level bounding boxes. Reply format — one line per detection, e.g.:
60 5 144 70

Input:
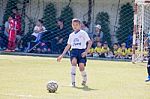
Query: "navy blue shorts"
70 49 87 66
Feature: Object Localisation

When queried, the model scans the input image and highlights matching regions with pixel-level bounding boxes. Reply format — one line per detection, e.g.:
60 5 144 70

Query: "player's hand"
57 55 63 62
82 52 87 58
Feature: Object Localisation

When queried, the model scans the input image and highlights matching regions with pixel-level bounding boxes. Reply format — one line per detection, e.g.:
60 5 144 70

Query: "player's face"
72 22 81 31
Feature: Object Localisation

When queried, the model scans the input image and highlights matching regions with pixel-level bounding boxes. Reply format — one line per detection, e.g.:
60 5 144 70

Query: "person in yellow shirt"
101 42 109 58
127 47 132 59
118 43 128 59
87 44 95 57
112 43 120 58
94 42 102 57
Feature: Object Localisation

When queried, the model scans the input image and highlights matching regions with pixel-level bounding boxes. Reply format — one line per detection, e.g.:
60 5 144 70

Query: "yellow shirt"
127 48 132 55
95 47 102 53
101 47 109 53
89 48 95 54
118 48 128 56
113 49 119 55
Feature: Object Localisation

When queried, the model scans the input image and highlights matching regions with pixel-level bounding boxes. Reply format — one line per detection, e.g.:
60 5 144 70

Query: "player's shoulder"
79 30 88 34
69 32 74 37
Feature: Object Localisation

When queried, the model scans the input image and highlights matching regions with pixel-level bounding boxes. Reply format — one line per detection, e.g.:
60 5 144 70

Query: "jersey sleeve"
84 31 90 42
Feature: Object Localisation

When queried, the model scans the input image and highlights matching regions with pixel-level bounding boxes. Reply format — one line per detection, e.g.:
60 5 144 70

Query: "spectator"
23 19 46 51
88 47 95 57
4 18 9 37
94 42 102 57
51 18 69 53
127 47 132 59
12 7 22 50
112 43 120 58
87 44 95 57
118 43 129 59
92 24 104 47
32 19 46 40
101 42 110 58
5 15 16 52
12 7 22 35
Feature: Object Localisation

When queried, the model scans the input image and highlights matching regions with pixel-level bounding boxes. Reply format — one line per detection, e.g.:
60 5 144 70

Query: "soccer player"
57 18 92 87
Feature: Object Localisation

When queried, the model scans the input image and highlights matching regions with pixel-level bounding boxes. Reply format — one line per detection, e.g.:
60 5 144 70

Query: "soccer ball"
47 80 58 93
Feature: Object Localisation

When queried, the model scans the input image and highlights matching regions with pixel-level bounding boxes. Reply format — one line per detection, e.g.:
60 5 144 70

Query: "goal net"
132 0 150 63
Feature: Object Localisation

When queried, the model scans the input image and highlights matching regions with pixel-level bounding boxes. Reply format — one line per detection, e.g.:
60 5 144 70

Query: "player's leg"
79 63 87 86
145 58 150 82
70 57 77 86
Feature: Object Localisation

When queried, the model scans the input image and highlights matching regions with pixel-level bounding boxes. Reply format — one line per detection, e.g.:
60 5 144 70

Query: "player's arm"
57 44 71 62
86 40 92 53
82 40 92 57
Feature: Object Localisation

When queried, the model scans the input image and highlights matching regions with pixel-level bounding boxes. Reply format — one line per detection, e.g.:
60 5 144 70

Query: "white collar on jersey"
74 30 80 34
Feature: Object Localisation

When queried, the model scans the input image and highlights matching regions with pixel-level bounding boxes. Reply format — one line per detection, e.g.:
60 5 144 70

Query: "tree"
42 2 57 30
60 5 74 32
95 12 111 47
3 0 19 24
116 3 134 44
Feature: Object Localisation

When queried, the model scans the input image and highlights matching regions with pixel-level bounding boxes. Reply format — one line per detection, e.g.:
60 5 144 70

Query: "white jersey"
67 30 90 49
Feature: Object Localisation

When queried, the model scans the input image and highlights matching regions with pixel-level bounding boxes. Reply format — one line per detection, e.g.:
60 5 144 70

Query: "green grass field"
0 55 150 99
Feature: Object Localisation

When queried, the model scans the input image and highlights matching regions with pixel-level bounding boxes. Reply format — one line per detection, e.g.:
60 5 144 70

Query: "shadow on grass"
75 85 98 91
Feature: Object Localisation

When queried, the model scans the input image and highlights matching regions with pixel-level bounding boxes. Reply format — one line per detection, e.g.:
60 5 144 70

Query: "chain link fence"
0 0 144 60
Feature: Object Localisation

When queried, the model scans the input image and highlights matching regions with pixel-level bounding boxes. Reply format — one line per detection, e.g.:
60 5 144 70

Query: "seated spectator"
127 47 132 59
87 44 95 57
92 24 103 48
2 17 10 49
31 19 46 41
23 19 46 51
4 18 9 37
112 43 120 58
51 18 69 54
100 42 110 58
94 42 102 57
118 43 129 59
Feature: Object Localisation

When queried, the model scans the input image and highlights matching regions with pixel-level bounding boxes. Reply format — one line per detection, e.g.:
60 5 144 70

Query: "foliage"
116 3 134 44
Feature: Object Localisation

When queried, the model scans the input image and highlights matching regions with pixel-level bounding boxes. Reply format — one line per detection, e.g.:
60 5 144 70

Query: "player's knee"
79 64 85 71
71 61 77 66
71 58 77 66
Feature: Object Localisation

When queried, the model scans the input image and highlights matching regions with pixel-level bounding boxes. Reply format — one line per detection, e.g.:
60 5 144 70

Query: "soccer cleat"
145 77 150 82
81 81 86 86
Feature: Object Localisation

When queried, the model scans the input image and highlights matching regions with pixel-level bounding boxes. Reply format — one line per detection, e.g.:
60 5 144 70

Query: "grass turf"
0 55 150 99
